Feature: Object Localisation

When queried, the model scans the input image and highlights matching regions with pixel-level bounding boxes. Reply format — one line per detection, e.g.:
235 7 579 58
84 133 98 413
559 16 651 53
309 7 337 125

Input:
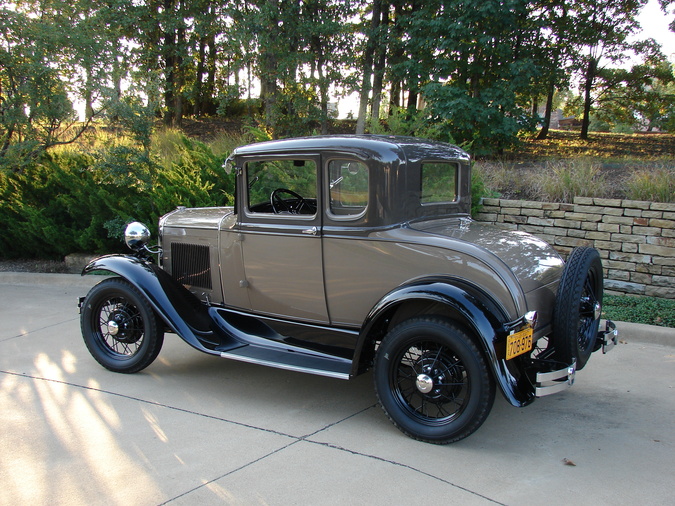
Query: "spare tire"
552 247 604 370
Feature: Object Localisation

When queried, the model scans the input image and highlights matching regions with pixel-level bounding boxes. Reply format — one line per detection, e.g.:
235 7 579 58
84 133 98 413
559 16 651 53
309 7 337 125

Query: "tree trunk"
317 52 329 135
205 34 217 115
536 85 555 140
580 57 597 140
174 21 185 127
195 37 207 117
356 0 382 134
258 0 280 133
370 3 389 129
84 69 95 120
260 53 278 131
407 87 418 117
163 0 177 126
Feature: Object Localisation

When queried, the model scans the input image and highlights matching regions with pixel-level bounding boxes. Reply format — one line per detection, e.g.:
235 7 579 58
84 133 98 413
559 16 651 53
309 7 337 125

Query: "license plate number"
506 327 533 360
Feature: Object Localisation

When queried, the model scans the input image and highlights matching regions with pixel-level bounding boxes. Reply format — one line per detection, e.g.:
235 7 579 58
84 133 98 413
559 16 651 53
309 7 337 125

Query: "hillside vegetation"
475 130 674 202
0 124 673 261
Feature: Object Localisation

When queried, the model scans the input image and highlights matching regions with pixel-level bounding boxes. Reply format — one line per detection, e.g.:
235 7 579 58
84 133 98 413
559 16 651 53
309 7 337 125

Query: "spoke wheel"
81 278 164 373
552 247 604 370
374 317 494 444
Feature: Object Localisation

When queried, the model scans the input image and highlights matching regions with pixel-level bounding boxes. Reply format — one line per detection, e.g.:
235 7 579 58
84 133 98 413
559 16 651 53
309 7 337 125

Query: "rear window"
421 162 458 204
328 159 368 217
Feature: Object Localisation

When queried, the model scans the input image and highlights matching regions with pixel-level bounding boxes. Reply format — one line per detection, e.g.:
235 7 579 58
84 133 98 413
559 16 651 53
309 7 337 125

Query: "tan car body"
81 135 616 443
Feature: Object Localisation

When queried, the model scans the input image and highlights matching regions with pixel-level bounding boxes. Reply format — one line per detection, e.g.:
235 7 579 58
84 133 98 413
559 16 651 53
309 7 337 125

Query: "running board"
220 345 351 380
206 306 355 379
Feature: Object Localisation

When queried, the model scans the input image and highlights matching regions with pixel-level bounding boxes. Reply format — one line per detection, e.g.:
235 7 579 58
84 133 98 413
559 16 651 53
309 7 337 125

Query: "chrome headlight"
124 222 151 251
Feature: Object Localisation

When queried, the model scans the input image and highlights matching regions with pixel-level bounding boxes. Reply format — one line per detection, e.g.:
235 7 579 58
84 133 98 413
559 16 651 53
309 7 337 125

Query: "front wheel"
80 277 164 373
374 317 495 444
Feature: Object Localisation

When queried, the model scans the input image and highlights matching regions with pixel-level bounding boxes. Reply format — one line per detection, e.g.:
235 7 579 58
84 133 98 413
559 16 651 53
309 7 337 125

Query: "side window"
421 162 457 204
328 159 369 217
246 159 317 215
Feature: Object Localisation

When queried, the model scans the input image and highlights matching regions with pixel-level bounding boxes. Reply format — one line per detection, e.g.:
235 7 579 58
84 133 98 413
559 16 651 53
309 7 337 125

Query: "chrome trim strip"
219 352 350 380
537 367 569 383
535 380 570 396
535 360 576 397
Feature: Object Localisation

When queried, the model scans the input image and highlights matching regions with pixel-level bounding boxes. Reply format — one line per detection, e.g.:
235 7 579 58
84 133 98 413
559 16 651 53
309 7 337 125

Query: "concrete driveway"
1 273 673 505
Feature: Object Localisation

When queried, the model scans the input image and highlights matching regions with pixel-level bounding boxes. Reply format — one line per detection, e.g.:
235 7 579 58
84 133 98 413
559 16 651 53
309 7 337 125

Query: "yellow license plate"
506 327 533 360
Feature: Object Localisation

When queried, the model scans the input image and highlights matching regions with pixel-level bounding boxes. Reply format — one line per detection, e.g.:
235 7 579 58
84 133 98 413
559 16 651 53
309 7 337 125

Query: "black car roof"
232 135 470 165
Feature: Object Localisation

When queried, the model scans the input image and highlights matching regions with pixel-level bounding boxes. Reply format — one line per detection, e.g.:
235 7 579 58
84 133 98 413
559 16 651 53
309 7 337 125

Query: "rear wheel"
80 278 164 373
552 247 604 370
374 317 495 444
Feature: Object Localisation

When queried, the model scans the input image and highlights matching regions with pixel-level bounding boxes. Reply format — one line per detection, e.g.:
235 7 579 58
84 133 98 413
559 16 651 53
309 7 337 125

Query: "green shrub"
603 295 675 328
0 150 153 258
470 165 500 216
0 131 235 259
151 134 234 213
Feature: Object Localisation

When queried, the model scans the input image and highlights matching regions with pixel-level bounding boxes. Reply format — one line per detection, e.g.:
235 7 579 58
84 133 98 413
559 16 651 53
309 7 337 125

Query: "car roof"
232 135 470 165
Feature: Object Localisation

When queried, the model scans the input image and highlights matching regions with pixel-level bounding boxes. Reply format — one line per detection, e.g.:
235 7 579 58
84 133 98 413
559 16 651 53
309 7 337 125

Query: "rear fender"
82 255 218 354
357 280 535 407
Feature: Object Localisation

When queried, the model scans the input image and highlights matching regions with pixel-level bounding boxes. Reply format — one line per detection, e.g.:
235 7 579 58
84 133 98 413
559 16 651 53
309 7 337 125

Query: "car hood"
411 218 565 293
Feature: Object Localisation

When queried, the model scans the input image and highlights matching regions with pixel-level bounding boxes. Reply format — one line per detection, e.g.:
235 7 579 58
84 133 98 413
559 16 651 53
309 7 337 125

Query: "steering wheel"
271 188 307 214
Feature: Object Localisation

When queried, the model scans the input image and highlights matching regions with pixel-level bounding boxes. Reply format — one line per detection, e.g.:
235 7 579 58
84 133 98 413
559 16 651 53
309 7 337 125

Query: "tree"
230 0 357 136
532 0 577 140
568 0 647 139
402 0 541 154
591 57 675 132
659 0 675 32
0 4 99 168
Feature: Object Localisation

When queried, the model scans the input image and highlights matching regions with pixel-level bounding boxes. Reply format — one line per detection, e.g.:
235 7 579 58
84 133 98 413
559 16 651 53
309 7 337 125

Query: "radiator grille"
170 243 212 289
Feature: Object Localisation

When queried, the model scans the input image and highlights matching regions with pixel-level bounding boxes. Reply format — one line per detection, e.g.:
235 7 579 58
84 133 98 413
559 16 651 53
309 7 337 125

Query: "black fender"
82 255 219 355
356 279 535 407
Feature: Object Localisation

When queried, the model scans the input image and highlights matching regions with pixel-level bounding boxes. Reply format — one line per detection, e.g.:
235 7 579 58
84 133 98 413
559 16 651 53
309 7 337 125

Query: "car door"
237 155 328 324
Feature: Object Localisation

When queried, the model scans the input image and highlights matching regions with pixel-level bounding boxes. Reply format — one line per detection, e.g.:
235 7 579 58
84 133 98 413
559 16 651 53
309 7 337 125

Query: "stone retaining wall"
474 197 675 299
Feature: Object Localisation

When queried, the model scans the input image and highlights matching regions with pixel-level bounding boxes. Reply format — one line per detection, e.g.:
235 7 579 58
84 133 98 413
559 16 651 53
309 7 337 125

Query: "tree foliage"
1 0 674 162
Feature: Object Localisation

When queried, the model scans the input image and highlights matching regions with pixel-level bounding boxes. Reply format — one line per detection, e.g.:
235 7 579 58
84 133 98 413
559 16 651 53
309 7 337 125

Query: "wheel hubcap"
394 343 469 423
107 320 120 336
416 374 434 393
103 307 143 344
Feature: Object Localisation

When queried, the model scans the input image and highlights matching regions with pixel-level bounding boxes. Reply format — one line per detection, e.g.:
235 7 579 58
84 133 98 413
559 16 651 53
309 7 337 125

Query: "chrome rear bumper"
598 320 619 353
535 360 576 397
536 320 618 397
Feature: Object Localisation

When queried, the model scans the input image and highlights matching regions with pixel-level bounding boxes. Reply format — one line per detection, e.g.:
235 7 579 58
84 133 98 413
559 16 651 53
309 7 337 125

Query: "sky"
636 0 675 60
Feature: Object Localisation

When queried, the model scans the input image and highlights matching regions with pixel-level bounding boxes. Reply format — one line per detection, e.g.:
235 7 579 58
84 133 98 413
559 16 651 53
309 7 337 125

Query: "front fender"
357 280 535 407
82 255 218 355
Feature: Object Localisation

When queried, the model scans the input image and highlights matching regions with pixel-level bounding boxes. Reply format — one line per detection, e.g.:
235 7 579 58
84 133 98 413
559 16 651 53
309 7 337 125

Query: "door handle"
302 226 318 235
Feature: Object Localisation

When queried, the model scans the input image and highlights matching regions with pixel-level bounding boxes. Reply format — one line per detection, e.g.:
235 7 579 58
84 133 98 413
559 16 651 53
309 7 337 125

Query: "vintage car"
79 135 617 443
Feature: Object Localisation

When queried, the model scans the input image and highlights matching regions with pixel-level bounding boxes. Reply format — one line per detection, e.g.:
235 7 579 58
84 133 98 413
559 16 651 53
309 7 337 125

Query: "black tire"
80 277 164 373
552 247 604 370
374 317 495 444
